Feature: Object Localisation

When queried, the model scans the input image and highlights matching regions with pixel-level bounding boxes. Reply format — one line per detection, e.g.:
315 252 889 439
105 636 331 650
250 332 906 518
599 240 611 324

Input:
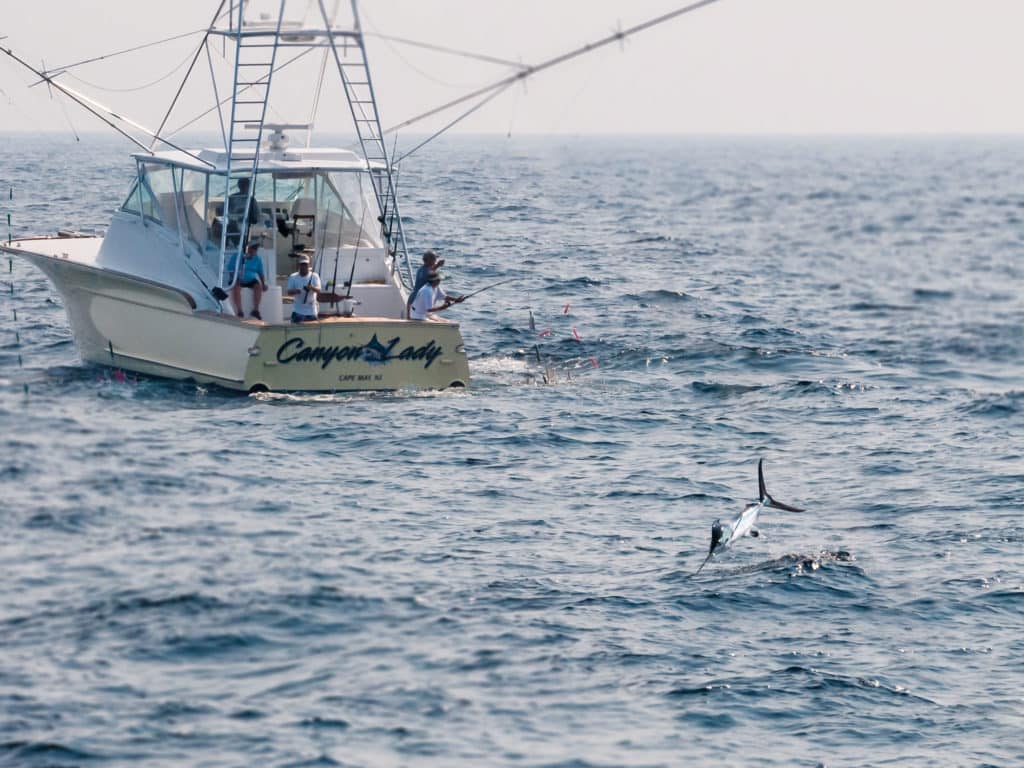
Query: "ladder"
219 0 286 285
319 1 411 284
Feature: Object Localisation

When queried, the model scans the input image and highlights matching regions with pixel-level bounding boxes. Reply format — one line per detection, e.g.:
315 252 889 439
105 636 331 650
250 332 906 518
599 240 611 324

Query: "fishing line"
360 8 525 89
38 57 79 140
2 45 211 162
151 3 227 151
571 326 599 369
395 81 514 164
45 29 206 74
0 70 62 140
54 95 80 142
459 278 515 301
204 41 228 149
307 47 331 139
365 31 529 71
344 201 368 301
548 45 610 133
506 77 521 138
64 47 198 94
307 0 339 141
167 45 318 137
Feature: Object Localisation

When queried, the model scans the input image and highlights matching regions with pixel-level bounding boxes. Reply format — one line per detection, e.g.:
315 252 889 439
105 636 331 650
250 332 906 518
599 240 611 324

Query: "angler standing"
409 271 464 320
287 254 328 323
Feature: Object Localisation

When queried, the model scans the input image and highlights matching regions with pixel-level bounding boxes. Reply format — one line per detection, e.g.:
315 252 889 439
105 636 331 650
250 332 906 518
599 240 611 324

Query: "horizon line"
2 129 1024 139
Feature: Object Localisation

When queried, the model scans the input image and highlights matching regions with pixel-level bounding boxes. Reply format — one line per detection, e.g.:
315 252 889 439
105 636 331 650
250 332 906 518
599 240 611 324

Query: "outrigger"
1 1 470 392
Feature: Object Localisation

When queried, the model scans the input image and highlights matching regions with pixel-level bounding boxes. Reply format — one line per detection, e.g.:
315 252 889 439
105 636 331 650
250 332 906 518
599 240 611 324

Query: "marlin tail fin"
758 458 805 512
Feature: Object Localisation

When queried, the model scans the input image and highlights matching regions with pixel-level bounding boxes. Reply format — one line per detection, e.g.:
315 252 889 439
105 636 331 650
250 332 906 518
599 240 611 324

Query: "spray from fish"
694 459 805 576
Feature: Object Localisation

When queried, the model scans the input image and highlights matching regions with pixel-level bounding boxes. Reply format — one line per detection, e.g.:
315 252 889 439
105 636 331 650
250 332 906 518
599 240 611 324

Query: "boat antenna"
383 0 725 138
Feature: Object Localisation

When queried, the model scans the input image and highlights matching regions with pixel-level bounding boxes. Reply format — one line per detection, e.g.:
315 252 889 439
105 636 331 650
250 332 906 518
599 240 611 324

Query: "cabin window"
271 173 315 203
140 163 175 226
120 180 142 215
176 169 209 251
329 172 383 248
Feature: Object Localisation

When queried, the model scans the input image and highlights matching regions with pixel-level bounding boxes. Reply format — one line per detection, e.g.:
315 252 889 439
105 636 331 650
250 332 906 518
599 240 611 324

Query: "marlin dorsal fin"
758 458 767 501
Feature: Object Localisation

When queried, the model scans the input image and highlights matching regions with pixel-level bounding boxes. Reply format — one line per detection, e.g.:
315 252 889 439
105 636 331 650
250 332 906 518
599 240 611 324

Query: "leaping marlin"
694 459 805 576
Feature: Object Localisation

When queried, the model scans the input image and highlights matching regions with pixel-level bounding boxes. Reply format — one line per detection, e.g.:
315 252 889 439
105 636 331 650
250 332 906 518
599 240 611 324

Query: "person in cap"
228 241 268 320
409 270 464 321
406 249 446 315
286 253 326 323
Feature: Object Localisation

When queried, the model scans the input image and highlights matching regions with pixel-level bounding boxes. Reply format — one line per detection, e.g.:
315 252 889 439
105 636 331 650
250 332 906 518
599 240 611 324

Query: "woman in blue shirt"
228 242 268 320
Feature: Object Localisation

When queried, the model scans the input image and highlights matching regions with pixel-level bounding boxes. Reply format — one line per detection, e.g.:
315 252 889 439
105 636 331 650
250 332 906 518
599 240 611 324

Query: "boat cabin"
108 141 405 322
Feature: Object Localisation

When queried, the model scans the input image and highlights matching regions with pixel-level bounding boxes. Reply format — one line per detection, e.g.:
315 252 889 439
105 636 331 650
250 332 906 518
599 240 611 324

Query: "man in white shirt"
286 254 325 322
409 271 463 320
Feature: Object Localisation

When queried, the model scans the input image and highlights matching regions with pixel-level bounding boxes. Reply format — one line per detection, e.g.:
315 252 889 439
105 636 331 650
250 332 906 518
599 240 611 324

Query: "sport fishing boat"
0 1 470 392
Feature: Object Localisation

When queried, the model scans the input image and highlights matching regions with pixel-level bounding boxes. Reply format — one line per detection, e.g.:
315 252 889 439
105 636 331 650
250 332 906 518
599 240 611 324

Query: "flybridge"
211 1 363 39
129 146 376 174
207 24 362 42
152 0 412 288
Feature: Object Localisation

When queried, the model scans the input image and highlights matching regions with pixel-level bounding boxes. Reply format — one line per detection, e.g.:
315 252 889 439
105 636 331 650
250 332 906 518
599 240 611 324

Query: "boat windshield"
118 162 385 286
328 171 383 248
120 162 174 226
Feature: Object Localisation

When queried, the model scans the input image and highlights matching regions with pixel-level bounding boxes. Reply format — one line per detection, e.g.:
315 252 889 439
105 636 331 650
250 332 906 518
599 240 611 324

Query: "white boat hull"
5 240 470 392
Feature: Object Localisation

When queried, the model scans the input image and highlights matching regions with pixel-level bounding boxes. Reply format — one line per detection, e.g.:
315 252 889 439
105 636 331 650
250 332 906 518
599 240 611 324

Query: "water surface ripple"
1 134 1023 767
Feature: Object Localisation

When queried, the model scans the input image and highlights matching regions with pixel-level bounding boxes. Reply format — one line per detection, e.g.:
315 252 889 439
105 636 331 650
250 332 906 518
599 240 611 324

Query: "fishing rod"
344 204 369 300
456 277 515 302
327 206 346 313
334 204 368 315
305 173 333 308
343 227 361 299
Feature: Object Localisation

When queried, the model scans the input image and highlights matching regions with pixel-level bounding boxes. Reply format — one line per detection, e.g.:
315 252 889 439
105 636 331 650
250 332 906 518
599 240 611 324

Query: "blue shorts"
291 312 317 323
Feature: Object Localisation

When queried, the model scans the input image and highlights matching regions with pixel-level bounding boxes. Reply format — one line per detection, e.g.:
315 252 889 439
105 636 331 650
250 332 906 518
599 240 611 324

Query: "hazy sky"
1 0 1022 138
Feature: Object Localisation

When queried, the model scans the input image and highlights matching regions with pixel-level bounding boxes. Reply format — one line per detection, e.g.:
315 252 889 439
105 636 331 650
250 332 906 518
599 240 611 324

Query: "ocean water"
1 133 1023 767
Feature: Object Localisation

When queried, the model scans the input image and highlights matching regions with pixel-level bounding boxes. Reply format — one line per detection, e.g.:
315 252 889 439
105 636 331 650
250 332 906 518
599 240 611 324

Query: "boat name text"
276 334 444 370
